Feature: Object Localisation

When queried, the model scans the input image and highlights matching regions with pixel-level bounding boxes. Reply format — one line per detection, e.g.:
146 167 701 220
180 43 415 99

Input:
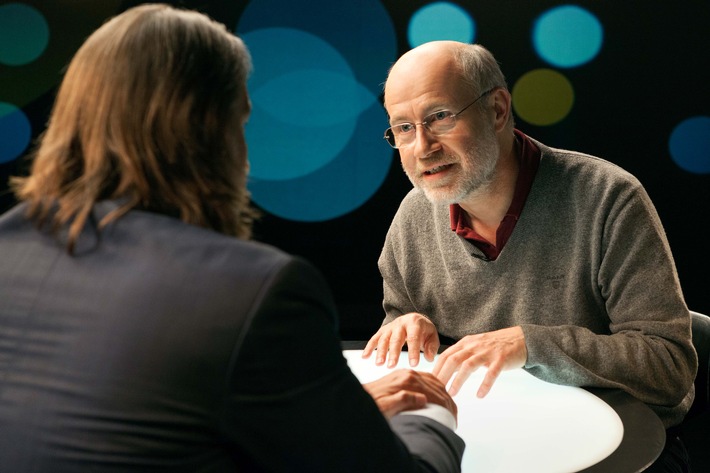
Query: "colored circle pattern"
0 1 707 226
408 2 476 47
513 5 603 126
237 0 396 221
0 3 49 66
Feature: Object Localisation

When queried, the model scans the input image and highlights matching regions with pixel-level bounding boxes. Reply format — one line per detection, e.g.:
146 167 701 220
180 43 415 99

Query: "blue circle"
248 101 391 222
669 116 710 174
237 0 396 222
408 2 475 47
242 28 376 181
533 5 603 68
0 102 32 164
0 3 50 66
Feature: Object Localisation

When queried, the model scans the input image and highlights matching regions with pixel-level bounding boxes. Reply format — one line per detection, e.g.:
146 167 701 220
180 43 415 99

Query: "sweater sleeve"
521 180 697 427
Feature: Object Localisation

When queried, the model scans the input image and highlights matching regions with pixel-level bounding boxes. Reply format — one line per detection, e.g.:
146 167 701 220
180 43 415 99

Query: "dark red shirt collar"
449 130 540 260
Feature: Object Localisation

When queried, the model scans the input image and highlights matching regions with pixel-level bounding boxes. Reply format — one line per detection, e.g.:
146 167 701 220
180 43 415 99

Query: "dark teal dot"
669 116 710 174
0 3 50 66
0 103 32 164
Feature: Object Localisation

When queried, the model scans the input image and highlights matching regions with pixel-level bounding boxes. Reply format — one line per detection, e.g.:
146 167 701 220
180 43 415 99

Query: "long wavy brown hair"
11 3 257 253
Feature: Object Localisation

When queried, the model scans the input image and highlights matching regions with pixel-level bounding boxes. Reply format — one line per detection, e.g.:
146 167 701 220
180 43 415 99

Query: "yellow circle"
512 69 575 126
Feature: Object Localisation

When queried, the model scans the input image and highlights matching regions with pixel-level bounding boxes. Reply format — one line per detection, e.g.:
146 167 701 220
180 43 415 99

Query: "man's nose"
412 124 441 159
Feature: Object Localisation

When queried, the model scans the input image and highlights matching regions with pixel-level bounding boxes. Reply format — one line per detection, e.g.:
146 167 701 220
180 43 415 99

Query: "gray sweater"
379 137 697 427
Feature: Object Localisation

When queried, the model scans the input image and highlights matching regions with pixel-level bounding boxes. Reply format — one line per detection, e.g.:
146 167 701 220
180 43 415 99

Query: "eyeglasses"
383 88 496 149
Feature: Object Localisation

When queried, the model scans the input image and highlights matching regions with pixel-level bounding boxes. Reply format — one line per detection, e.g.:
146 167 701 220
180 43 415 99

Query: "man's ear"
492 88 512 132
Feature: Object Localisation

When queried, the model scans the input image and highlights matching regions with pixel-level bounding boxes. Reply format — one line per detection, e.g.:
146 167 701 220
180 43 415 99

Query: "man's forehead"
386 47 462 95
384 60 466 116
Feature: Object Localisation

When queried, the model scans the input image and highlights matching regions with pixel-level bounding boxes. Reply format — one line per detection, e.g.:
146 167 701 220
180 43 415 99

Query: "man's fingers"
365 314 439 369
447 356 481 396
423 338 439 362
406 334 422 367
375 331 392 365
414 372 458 417
362 333 380 358
378 391 427 418
476 362 503 398
432 347 459 385
387 330 406 367
396 391 427 413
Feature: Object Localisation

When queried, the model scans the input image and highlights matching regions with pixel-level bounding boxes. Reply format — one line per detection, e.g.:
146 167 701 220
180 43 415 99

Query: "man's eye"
430 111 452 122
397 123 415 134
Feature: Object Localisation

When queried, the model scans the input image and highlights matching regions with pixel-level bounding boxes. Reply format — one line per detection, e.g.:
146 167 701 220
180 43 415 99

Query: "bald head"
390 41 466 69
389 40 465 73
384 41 507 107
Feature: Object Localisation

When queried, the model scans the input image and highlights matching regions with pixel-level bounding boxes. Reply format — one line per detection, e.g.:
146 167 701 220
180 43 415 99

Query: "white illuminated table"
343 348 665 473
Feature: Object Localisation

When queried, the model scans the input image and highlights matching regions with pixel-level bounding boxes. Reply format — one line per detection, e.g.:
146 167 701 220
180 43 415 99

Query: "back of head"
12 3 255 251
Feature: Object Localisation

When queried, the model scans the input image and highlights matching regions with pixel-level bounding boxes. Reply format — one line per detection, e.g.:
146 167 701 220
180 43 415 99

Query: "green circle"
512 69 574 126
0 3 49 66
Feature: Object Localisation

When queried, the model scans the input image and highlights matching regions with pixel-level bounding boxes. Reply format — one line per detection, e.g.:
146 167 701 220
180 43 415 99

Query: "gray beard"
417 129 500 205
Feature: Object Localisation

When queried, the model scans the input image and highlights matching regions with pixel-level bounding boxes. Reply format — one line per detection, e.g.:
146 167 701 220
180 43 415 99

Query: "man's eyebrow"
386 109 413 124
388 103 451 124
388 115 410 125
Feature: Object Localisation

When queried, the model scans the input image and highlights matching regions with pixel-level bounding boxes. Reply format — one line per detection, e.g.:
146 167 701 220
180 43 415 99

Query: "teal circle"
243 28 376 181
237 0 396 222
408 2 475 47
669 116 710 174
0 102 32 163
0 3 50 66
533 5 603 68
248 93 391 222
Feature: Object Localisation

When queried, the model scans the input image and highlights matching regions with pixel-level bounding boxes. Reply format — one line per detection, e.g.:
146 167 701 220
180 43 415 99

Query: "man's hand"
362 313 440 368
362 369 457 420
433 326 527 398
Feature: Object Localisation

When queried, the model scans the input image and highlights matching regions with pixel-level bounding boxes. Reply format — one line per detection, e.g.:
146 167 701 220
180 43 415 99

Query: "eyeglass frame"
383 87 498 149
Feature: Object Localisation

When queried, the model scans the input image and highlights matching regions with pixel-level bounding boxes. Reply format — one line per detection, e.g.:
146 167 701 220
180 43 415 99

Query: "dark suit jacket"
0 201 464 472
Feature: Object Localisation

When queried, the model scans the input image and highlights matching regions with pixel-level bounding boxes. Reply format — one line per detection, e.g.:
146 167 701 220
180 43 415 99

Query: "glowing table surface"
343 348 665 473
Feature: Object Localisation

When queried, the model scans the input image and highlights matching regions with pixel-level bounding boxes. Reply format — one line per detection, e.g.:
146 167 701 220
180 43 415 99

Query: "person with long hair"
0 5 464 471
